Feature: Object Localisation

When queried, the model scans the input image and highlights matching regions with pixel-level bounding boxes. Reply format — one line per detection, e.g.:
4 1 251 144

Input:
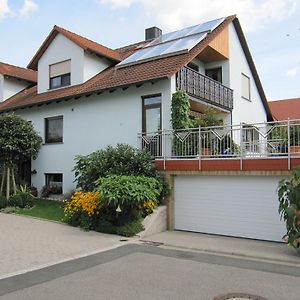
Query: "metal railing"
138 120 300 167
176 66 234 110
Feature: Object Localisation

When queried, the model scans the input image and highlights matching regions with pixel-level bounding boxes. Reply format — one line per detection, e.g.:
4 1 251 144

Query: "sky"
0 0 299 101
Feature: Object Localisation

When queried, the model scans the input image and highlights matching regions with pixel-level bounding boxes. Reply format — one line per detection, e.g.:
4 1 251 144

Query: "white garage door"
174 176 286 242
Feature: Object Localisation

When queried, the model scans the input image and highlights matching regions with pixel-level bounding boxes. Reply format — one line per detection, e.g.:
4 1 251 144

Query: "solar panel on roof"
118 17 224 67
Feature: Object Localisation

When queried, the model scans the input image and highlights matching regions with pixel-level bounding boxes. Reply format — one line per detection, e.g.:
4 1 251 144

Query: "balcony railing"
176 66 234 110
139 120 300 168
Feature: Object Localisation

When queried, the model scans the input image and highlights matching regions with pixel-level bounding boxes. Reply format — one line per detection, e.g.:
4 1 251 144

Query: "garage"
174 175 286 242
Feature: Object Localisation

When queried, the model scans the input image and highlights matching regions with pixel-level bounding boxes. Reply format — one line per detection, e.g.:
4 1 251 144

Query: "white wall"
38 33 84 93
83 52 110 82
37 34 113 93
17 79 171 194
2 77 30 101
228 23 267 125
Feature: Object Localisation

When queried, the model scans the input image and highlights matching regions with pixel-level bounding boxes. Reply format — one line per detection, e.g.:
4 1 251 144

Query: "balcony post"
287 118 291 170
198 125 202 170
240 122 243 171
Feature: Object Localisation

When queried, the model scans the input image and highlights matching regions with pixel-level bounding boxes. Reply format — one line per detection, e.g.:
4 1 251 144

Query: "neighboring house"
0 62 36 102
268 97 300 121
1 15 287 242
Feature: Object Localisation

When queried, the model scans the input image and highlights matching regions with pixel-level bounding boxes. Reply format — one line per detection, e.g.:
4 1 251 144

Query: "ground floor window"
45 173 63 194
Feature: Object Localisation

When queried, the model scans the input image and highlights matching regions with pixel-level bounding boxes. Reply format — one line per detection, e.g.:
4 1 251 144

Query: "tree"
0 113 42 199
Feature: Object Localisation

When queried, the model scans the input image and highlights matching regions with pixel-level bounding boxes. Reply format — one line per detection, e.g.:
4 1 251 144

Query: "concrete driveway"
0 213 125 279
0 244 299 300
143 231 300 266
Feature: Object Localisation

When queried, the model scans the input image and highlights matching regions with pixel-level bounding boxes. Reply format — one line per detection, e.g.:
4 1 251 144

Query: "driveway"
143 231 300 265
0 244 299 300
0 213 124 279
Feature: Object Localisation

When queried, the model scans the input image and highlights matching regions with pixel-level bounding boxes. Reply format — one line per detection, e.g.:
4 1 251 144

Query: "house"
1 15 291 242
0 62 36 102
268 97 300 121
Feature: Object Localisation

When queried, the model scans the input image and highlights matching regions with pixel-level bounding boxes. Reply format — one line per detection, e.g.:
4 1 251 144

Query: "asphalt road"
0 244 299 300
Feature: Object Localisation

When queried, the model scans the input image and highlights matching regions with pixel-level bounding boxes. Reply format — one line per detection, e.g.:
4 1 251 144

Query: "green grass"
14 198 64 222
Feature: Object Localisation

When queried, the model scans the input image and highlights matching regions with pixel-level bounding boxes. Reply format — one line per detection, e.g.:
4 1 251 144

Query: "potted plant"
278 167 300 253
191 107 223 156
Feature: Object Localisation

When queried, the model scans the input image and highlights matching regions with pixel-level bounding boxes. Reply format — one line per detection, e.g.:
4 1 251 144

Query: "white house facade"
2 16 291 243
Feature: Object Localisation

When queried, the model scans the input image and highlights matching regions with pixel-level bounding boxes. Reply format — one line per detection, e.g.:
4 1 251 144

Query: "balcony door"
142 94 162 156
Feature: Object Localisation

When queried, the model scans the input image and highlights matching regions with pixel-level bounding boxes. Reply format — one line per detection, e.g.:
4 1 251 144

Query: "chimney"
145 26 162 40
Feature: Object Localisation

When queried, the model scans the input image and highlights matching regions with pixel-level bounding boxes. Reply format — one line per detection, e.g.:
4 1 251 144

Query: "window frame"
49 73 71 90
49 60 71 90
142 94 162 133
45 173 63 195
241 73 251 101
187 62 199 72
205 67 222 83
45 115 63 144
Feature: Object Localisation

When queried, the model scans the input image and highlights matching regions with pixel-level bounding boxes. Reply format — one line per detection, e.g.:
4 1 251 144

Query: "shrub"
8 191 34 208
0 195 7 209
278 167 300 249
95 175 162 207
94 218 144 237
63 191 101 230
73 144 169 201
95 175 161 226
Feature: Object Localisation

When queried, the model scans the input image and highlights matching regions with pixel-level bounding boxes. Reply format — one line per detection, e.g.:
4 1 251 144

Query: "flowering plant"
140 199 157 216
63 191 101 229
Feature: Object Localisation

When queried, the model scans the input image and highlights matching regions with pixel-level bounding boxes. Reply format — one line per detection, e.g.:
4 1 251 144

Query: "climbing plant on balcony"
171 90 192 130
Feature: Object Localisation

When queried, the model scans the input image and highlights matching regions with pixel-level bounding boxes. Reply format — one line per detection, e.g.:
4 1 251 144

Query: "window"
142 94 162 156
45 116 63 143
45 173 63 194
142 94 162 133
205 67 222 83
187 62 199 72
241 73 250 100
49 60 71 89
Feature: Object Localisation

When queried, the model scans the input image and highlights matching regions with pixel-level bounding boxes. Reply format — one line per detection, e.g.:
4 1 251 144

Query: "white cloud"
19 0 38 17
101 0 136 8
100 0 298 32
0 0 11 21
286 67 299 78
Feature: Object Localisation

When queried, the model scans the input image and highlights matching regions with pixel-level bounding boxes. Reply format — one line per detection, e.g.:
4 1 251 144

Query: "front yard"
12 198 64 222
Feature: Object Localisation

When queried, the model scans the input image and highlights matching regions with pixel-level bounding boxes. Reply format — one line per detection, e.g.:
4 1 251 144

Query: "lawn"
14 198 64 222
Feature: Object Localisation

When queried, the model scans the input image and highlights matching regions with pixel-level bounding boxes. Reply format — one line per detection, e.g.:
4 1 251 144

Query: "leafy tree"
0 113 42 199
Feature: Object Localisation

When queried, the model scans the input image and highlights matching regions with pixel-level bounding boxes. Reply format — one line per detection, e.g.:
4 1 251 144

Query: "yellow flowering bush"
140 199 157 217
63 191 101 229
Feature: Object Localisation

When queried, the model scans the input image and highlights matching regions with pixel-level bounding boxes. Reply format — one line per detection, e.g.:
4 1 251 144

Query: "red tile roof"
28 25 121 70
0 62 37 82
0 15 271 122
268 98 300 121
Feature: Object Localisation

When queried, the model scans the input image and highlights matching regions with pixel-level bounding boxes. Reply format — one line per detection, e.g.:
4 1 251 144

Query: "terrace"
139 119 300 172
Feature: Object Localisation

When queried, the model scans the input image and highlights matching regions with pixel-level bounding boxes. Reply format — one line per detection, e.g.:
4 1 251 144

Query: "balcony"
139 120 300 172
176 66 233 111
